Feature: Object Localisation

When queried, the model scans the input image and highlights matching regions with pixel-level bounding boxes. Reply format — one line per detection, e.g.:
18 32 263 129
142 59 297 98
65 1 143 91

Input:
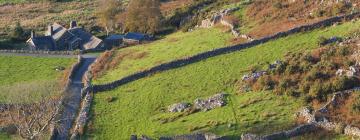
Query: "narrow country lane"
53 56 96 140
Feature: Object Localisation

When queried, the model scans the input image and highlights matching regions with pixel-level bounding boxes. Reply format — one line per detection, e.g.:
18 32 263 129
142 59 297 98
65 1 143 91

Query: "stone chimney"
48 25 54 36
70 21 77 29
31 30 35 38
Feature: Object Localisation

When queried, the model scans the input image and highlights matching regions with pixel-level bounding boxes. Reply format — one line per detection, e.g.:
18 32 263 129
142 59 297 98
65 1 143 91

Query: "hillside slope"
92 27 234 84
86 19 360 139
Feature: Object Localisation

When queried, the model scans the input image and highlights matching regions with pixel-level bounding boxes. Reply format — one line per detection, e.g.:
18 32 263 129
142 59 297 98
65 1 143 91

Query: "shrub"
253 75 275 91
314 9 326 17
285 64 301 74
351 95 360 113
274 78 291 95
11 21 27 41
331 2 351 15
337 47 350 56
301 53 317 63
299 81 311 94
305 70 329 81
332 76 358 91
317 36 327 46
309 82 328 100
105 96 116 102
285 88 299 97
273 2 283 9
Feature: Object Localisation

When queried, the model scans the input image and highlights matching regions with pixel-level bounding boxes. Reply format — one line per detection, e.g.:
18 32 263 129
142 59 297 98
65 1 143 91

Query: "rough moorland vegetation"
230 0 360 37
240 30 360 103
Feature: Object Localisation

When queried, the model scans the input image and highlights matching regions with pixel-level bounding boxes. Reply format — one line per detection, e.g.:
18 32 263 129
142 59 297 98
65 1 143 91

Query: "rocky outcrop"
167 93 227 113
199 7 248 39
194 93 226 111
336 66 359 77
344 125 360 137
242 71 267 81
168 103 191 112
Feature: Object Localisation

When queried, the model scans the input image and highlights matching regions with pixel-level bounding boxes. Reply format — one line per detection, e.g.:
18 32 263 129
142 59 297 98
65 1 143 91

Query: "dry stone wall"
93 12 360 93
0 49 79 55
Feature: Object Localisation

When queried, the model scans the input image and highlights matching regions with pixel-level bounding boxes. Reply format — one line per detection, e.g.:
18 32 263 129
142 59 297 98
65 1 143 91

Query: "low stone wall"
0 49 80 55
93 12 360 93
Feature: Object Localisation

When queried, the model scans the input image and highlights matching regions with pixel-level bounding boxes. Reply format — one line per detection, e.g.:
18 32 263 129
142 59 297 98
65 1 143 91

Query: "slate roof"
50 23 68 41
68 27 103 50
124 32 149 41
27 36 56 51
106 34 124 40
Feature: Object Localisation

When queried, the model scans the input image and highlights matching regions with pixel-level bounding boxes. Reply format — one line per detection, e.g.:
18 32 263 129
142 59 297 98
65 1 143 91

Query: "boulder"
168 103 191 113
344 125 360 137
194 93 226 111
241 133 262 140
242 71 267 81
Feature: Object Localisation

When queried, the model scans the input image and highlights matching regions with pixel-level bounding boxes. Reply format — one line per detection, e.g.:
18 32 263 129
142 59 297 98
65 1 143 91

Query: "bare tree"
97 0 122 36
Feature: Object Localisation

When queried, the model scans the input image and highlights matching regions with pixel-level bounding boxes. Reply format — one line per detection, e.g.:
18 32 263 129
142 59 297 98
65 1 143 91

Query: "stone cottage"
122 32 152 45
104 34 124 48
27 21 104 51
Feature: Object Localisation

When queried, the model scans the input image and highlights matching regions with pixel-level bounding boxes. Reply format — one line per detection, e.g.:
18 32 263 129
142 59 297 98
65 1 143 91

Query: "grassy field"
86 20 360 139
0 55 75 103
93 27 234 84
0 133 9 139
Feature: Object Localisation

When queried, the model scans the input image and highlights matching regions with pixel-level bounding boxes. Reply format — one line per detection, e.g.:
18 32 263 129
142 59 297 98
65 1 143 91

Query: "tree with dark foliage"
125 0 162 34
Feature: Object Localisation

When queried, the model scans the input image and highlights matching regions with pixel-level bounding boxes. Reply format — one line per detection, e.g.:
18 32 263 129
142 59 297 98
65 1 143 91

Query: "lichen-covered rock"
241 133 262 140
295 107 316 123
242 71 267 81
160 133 222 140
168 102 191 112
344 125 360 137
194 93 226 111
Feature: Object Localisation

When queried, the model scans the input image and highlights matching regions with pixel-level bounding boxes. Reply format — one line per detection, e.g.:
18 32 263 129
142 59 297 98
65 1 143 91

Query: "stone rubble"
194 93 226 111
242 71 267 81
344 125 360 137
336 65 359 77
168 102 191 113
199 7 254 40
269 60 283 70
168 93 227 113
